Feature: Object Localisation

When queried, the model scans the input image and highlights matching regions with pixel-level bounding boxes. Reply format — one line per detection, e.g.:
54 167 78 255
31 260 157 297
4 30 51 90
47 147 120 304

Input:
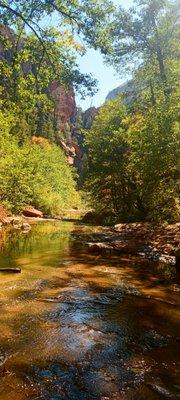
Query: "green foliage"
83 0 179 224
0 0 115 217
0 0 179 224
0 0 114 54
0 112 81 215
0 27 97 142
85 96 179 222
85 98 129 214
106 0 179 100
127 104 179 221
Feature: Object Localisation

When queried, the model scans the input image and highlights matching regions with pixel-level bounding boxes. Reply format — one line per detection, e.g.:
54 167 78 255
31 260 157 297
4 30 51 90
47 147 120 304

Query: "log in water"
0 267 21 273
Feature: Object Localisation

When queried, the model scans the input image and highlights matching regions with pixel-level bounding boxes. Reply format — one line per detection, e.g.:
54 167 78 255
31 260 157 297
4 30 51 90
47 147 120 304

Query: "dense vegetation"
85 0 180 223
85 96 179 222
0 112 81 215
0 0 179 221
0 0 112 214
0 28 84 214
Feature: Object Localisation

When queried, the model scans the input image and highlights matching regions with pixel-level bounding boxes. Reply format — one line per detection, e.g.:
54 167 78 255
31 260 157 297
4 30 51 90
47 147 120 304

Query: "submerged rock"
139 245 176 264
147 382 178 399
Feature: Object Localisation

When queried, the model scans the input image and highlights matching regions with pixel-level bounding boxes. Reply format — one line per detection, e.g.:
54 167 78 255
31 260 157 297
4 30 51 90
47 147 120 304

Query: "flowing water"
0 221 179 400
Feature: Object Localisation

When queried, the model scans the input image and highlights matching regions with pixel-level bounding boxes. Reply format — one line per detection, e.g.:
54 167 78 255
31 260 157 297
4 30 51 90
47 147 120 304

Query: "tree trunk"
149 80 156 106
156 44 170 100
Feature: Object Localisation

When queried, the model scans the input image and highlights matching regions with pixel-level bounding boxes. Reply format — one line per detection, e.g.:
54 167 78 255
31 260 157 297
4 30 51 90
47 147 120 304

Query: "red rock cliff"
49 81 77 131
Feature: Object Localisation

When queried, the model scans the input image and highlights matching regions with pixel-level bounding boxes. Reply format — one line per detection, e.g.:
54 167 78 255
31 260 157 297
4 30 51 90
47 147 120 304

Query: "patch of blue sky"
41 0 134 109
75 0 134 109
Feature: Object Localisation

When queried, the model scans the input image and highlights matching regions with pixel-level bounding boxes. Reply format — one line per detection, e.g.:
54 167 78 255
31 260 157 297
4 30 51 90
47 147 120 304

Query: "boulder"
23 207 43 218
11 217 23 229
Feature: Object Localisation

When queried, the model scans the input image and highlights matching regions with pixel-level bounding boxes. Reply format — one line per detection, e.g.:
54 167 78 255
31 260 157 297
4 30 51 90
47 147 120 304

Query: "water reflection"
0 221 179 400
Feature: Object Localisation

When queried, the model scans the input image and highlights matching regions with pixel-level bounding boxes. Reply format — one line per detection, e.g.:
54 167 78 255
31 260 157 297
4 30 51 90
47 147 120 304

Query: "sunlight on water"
0 221 179 400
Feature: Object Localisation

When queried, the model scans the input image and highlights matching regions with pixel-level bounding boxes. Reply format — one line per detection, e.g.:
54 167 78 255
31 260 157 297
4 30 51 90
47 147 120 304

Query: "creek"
0 221 179 400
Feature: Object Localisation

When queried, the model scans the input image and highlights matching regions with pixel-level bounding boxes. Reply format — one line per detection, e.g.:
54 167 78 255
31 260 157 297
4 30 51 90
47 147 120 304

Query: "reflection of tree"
0 228 19 268
0 228 8 250
3 222 71 258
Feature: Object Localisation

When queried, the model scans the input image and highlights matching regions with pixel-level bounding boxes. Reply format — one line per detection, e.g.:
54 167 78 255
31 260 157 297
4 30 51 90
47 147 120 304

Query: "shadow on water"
0 221 179 400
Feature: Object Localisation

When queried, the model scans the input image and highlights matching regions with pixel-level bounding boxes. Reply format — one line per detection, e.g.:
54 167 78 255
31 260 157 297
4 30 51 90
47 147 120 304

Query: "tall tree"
106 0 179 100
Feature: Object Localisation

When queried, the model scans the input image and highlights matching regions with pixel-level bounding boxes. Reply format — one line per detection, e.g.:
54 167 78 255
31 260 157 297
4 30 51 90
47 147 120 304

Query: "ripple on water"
0 222 179 400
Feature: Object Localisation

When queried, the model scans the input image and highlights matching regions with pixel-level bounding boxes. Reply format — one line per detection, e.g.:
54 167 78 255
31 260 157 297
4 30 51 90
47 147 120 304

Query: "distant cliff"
106 80 137 104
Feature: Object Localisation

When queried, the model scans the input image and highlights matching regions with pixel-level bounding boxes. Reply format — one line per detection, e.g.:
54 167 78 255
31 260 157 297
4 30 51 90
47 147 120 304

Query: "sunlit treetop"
0 0 115 53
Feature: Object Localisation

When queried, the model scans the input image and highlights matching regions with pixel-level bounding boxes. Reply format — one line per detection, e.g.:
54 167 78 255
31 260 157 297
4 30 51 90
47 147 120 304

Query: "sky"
76 0 134 110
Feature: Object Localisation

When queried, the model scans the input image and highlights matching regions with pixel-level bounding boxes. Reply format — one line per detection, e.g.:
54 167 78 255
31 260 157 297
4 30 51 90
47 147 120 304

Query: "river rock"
21 222 31 231
13 224 22 229
1 217 13 225
88 242 114 253
11 217 22 225
11 217 23 229
23 207 43 218
162 243 175 255
139 246 176 265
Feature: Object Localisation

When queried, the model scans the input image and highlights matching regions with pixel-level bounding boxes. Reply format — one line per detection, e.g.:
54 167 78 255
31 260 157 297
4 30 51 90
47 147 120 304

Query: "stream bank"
1 209 179 278
86 222 180 277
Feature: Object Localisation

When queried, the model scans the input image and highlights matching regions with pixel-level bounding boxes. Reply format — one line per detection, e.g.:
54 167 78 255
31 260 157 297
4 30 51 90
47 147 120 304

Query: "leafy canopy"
105 0 179 99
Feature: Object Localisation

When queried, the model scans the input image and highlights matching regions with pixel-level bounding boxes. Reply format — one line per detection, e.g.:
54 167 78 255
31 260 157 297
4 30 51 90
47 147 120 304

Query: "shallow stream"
0 221 179 400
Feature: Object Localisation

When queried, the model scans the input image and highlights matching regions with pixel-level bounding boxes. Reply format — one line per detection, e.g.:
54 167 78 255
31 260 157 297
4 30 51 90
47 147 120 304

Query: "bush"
0 113 81 215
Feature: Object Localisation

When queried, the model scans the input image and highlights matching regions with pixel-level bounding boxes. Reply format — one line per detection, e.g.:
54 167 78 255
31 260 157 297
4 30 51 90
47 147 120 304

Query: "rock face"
0 25 16 55
106 80 137 104
82 107 99 129
49 83 84 169
0 26 81 168
49 82 77 131
23 207 43 218
56 106 99 170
